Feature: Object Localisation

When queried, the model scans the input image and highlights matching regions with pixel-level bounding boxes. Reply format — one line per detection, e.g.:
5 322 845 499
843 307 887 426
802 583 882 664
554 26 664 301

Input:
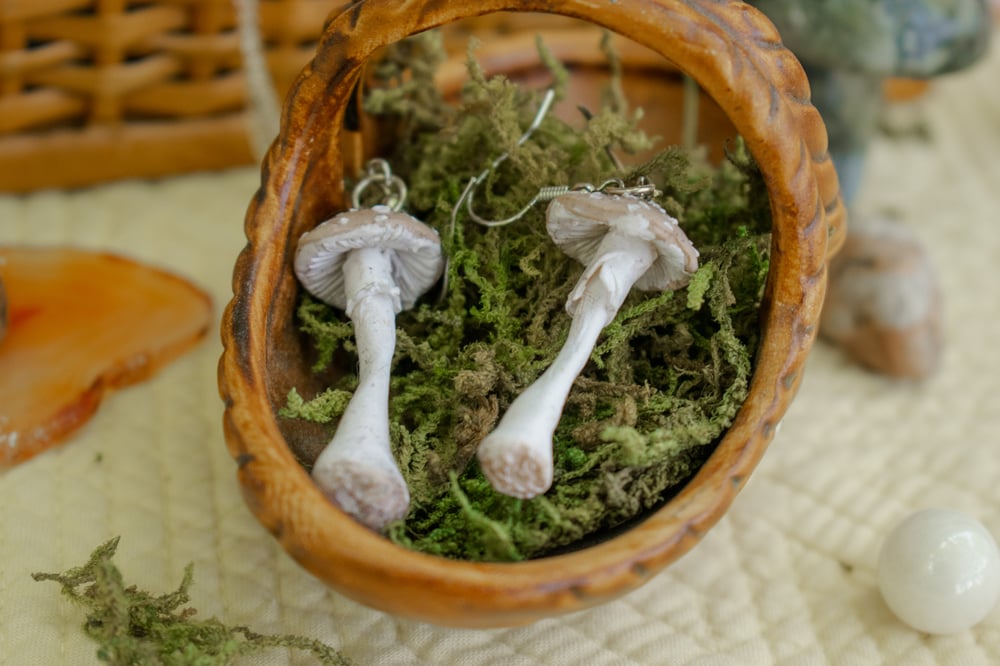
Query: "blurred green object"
747 1 991 378
750 0 991 202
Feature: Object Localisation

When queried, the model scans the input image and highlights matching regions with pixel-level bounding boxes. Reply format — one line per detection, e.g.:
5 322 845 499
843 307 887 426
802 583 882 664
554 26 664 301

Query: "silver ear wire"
437 87 661 304
454 87 558 229
464 183 571 228
438 88 557 303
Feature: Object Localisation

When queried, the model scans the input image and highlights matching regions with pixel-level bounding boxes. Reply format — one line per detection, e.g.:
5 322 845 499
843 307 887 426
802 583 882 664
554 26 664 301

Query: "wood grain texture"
219 0 845 627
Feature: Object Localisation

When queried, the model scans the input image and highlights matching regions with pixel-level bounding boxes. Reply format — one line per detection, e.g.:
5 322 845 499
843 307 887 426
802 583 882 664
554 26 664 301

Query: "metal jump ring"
352 158 409 211
569 176 661 200
601 177 660 199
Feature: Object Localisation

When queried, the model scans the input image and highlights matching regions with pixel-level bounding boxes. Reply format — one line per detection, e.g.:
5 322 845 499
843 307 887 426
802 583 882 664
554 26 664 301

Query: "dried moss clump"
33 538 350 665
282 35 771 561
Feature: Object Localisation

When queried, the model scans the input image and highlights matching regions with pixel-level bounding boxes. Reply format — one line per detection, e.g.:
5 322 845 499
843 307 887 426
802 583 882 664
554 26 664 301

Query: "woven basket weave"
0 0 338 192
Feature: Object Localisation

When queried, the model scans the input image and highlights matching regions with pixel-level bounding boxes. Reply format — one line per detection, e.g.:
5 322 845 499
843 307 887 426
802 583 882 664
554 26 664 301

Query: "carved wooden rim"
220 0 845 627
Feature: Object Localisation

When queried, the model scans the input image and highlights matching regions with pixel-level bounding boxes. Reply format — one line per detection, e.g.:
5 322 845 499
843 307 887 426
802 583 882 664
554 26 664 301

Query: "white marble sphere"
878 508 1000 634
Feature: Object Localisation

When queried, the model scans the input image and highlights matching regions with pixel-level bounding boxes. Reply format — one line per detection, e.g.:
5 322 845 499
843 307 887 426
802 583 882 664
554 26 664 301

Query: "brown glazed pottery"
219 0 845 627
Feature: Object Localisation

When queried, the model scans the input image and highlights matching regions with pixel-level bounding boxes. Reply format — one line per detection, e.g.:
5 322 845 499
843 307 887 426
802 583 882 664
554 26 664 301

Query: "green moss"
281 34 771 561
32 538 350 665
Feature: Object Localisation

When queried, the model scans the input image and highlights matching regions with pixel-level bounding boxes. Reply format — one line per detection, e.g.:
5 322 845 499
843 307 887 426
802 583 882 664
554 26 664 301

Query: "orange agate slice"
0 247 211 466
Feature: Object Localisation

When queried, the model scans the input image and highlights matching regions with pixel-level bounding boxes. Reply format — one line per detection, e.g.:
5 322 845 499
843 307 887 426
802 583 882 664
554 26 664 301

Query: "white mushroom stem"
478 232 657 498
311 246 410 530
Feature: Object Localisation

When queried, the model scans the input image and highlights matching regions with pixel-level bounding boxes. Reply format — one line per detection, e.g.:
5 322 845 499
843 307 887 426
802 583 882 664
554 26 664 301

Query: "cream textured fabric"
2 44 999 666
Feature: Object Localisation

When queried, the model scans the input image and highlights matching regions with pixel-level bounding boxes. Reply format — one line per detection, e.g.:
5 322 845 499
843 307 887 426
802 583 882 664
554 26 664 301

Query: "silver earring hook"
438 88 558 303
437 88 662 303
453 88 558 229
452 89 660 230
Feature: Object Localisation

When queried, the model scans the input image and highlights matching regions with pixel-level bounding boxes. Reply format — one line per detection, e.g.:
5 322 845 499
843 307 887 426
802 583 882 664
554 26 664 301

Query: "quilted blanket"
1 43 998 666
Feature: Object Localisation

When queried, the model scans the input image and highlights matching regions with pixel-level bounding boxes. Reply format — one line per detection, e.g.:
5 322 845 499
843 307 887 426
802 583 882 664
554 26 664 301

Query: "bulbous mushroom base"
478 437 554 499
312 460 410 531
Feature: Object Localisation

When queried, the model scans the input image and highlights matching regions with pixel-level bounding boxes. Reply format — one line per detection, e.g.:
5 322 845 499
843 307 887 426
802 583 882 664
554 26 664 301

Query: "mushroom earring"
477 185 699 498
294 159 444 529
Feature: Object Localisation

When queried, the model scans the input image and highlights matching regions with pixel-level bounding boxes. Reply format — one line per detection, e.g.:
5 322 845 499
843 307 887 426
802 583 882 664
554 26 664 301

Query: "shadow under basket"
219 0 846 628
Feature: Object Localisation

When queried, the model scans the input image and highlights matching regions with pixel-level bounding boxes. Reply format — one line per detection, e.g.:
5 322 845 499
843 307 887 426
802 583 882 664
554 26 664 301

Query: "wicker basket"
0 0 339 192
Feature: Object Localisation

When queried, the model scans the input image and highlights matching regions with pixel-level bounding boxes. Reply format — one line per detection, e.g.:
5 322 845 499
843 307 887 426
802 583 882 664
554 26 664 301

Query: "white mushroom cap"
546 191 699 291
295 205 444 312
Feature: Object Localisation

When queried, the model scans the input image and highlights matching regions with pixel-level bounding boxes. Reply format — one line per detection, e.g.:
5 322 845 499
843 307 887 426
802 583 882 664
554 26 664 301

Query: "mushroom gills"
294 207 443 529
477 192 698 499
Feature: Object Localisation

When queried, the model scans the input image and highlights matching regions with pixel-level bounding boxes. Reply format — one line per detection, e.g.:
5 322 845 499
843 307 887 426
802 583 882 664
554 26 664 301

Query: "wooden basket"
0 0 339 192
220 0 846 627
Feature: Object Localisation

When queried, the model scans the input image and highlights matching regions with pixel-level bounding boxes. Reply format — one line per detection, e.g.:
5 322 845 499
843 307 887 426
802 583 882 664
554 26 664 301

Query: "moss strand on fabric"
32 538 351 665
280 34 772 561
